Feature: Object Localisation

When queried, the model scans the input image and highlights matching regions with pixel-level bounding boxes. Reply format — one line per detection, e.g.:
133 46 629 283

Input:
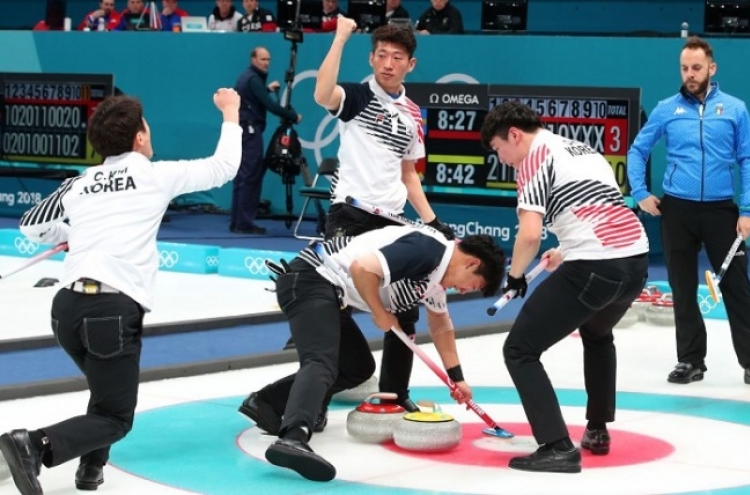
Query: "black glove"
426 216 455 240
265 258 291 282
502 273 528 299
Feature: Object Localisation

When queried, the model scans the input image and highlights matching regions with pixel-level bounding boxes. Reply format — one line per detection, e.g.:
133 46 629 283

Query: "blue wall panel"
1 29 750 255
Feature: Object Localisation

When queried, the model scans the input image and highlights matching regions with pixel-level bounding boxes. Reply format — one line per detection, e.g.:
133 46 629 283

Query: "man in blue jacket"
627 36 750 386
231 46 301 235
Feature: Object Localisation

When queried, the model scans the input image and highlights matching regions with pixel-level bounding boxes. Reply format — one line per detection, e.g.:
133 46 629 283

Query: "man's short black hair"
371 24 417 57
458 234 506 297
87 95 146 158
480 101 543 149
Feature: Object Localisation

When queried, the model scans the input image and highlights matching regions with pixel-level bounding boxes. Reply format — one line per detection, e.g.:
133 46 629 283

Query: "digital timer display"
405 83 642 206
0 73 114 166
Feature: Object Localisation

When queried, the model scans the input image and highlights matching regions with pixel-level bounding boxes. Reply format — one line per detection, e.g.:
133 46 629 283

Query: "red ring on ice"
383 423 675 468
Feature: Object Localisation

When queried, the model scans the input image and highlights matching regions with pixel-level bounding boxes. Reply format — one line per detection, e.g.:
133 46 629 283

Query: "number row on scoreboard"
3 103 88 131
3 82 95 101
489 96 619 120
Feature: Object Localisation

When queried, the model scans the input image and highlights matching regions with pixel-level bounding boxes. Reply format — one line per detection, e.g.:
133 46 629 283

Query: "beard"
685 77 710 99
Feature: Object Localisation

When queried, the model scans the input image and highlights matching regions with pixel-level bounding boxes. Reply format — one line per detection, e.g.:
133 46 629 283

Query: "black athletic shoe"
265 438 336 482
667 362 706 384
0 429 44 495
509 444 581 473
744 368 750 385
580 429 610 455
238 392 281 436
75 463 104 491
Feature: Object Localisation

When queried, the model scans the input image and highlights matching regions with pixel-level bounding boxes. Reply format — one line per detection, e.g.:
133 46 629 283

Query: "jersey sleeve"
151 122 242 198
331 83 372 122
375 232 446 286
18 176 78 243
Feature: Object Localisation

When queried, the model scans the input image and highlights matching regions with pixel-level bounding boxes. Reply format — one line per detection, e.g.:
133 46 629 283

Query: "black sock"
282 427 308 443
551 436 575 451
28 429 51 452
587 421 607 431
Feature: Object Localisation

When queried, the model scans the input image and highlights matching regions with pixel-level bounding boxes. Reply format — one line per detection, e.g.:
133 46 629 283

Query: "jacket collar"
679 80 719 104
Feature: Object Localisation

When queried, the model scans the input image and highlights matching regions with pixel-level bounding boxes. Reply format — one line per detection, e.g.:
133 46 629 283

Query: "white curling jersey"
18 122 242 310
516 130 649 260
298 225 451 314
329 79 425 213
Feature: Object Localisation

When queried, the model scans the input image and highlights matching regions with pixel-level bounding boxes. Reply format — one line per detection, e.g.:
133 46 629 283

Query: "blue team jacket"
627 82 750 215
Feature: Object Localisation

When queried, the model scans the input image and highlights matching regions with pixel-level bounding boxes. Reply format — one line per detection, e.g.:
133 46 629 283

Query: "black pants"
660 195 750 368
230 123 265 230
42 288 144 468
503 255 648 445
258 261 375 435
325 203 418 400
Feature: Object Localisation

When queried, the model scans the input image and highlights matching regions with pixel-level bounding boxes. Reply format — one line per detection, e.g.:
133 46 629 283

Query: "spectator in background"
237 0 276 32
113 0 148 30
415 0 463 34
319 0 345 32
230 47 301 235
386 0 410 22
78 0 121 30
32 0 67 30
209 0 243 31
160 0 189 31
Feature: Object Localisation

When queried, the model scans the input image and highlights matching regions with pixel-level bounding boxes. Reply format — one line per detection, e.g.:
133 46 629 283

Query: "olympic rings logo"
159 251 180 268
697 293 718 314
206 256 219 267
244 256 269 275
281 71 479 166
14 237 39 255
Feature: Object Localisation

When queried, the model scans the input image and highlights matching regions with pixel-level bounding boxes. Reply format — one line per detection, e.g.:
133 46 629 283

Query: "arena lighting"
347 0 387 32
277 0 322 30
704 1 750 33
481 0 528 32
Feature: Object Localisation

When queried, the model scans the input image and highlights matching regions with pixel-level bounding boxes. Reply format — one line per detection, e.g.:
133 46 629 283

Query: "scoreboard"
405 83 643 206
0 73 114 166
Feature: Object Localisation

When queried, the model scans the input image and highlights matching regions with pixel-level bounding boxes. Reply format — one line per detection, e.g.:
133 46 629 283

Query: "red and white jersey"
329 78 425 213
516 129 649 261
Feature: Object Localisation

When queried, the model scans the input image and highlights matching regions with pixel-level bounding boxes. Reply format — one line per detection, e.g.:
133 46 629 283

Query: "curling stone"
346 393 405 444
617 286 662 328
630 287 663 322
333 375 379 404
393 403 461 452
644 293 675 326
615 305 639 328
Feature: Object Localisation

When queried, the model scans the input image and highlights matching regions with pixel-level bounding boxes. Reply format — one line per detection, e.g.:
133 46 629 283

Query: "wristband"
446 365 464 382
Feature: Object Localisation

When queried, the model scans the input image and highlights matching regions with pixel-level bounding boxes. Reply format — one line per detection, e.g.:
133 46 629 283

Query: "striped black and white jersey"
329 79 425 213
298 225 452 314
517 129 649 261
19 122 243 310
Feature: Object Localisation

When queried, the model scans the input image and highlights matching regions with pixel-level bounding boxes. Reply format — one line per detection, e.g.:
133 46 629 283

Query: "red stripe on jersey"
572 204 643 248
516 145 550 193
399 98 424 144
